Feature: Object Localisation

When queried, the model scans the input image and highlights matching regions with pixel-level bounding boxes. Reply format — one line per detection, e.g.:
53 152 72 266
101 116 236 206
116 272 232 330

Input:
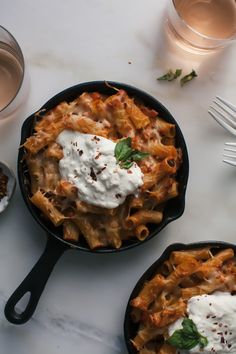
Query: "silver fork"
208 96 236 136
223 142 236 167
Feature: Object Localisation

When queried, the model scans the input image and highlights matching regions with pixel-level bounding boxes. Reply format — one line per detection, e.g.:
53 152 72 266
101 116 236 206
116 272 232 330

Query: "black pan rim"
18 80 189 253
123 240 236 353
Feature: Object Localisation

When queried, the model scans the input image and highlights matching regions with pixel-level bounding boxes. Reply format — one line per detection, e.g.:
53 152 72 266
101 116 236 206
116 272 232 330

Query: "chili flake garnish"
0 168 8 201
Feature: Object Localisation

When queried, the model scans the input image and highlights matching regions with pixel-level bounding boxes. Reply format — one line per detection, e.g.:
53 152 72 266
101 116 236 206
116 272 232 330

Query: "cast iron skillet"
4 81 189 324
124 241 236 353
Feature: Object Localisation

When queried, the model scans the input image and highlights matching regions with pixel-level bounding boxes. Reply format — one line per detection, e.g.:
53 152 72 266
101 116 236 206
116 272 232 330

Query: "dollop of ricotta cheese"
56 130 143 209
168 292 236 353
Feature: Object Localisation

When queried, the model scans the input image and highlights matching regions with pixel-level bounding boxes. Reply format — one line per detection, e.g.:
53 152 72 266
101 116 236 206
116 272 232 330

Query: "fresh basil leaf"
199 335 208 348
157 69 175 81
167 330 185 348
157 69 182 82
167 330 199 350
174 68 182 79
131 151 150 161
182 318 198 335
120 147 133 161
180 69 197 86
115 137 132 161
181 336 199 350
121 161 133 169
114 138 149 169
167 318 208 350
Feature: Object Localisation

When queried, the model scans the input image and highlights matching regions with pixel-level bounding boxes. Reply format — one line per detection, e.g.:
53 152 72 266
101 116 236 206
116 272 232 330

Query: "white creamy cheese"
56 130 143 209
0 196 8 213
168 292 236 354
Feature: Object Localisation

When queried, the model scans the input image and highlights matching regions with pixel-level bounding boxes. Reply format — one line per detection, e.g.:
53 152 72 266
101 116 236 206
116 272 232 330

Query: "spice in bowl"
0 162 16 213
0 168 8 199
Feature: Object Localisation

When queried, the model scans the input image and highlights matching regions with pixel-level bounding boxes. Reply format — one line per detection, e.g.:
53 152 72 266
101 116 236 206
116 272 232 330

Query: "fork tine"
213 99 236 121
208 109 236 136
216 96 236 113
223 159 236 167
224 147 236 153
223 153 236 158
209 106 236 128
223 141 236 166
225 142 236 146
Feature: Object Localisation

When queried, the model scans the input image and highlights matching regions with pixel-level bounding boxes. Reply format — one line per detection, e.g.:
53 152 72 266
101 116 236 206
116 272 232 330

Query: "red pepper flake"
90 167 97 181
92 136 100 142
221 337 225 344
127 170 133 174
0 168 8 201
73 169 79 178
95 152 101 160
96 166 106 175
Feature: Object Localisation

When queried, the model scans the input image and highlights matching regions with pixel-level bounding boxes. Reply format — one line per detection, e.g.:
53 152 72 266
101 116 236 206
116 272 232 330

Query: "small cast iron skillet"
4 81 189 325
124 241 236 353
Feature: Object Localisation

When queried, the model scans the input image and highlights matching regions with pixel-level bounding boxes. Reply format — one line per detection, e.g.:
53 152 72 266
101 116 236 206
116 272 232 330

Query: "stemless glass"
166 0 236 54
0 26 27 119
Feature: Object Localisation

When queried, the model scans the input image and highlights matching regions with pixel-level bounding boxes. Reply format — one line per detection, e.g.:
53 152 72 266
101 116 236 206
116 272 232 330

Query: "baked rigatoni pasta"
129 247 236 353
23 89 182 249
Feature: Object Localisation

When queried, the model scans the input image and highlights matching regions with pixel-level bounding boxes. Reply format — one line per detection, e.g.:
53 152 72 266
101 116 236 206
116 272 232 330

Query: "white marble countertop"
1 0 236 353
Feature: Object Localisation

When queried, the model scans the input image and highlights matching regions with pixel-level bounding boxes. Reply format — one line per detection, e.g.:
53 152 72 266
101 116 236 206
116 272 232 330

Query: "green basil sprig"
114 138 149 169
157 69 182 82
180 70 198 86
157 69 197 86
167 318 208 350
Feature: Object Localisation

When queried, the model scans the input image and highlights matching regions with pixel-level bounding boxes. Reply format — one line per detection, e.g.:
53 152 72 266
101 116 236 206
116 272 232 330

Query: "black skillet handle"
4 236 67 324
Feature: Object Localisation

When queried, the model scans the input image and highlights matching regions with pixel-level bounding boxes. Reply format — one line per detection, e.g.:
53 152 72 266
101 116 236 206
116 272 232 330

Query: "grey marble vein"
0 290 125 353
